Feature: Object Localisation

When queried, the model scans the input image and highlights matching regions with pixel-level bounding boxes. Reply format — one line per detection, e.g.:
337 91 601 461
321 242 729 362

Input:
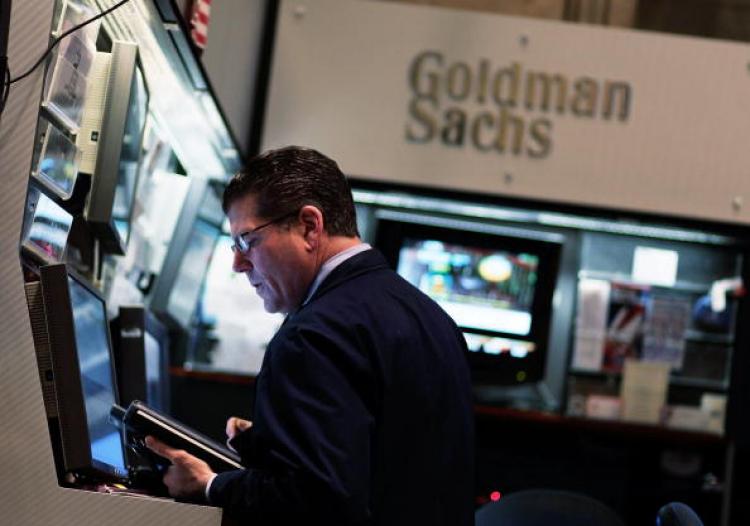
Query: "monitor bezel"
375 215 562 386
39 263 129 483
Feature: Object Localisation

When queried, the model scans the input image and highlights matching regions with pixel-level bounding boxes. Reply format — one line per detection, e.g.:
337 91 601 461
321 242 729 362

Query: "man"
147 146 475 525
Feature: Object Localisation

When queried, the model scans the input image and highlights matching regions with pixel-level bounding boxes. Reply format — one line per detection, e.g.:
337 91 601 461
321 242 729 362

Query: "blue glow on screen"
91 432 126 470
68 276 126 474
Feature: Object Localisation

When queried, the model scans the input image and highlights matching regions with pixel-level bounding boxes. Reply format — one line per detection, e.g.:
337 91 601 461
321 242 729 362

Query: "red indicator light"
490 491 501 501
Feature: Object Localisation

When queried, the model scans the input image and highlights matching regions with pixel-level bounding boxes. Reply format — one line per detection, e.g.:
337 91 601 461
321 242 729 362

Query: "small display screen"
23 189 73 262
36 120 80 198
397 238 539 337
45 53 89 131
43 2 98 131
167 219 220 328
111 65 148 245
144 331 164 411
67 276 126 474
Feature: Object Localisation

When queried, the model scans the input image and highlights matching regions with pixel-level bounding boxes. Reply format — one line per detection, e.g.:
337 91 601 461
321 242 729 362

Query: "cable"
5 0 132 88
2 65 9 109
1 0 132 118
0 65 9 117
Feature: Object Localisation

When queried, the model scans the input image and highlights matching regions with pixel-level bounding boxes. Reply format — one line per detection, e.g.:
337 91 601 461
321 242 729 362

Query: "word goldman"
406 50 633 158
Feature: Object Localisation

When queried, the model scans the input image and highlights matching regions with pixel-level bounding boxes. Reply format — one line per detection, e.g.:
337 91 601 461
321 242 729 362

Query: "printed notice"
572 279 610 370
632 246 679 287
641 295 690 369
621 359 670 424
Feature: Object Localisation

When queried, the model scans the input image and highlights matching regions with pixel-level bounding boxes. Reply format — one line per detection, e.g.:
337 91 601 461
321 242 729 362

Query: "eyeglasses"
230 209 300 254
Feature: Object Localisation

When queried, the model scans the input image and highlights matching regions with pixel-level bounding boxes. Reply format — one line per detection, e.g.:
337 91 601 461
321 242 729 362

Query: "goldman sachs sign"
405 50 633 159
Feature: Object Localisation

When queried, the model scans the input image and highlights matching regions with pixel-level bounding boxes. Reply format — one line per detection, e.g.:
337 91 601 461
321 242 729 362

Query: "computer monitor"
78 41 149 255
20 184 74 265
375 212 562 386
164 218 221 328
30 118 82 201
38 264 128 483
150 179 225 331
111 305 170 413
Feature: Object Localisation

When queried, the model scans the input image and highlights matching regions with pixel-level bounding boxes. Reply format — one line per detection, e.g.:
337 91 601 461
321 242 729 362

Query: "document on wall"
620 359 670 424
631 246 679 288
601 282 650 373
572 279 610 371
641 295 690 369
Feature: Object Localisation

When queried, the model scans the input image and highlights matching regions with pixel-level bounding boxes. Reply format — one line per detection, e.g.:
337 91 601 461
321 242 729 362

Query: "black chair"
475 489 626 526
656 502 705 526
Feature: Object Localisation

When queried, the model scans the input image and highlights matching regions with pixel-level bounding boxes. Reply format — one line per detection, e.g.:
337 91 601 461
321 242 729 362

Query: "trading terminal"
1 1 750 525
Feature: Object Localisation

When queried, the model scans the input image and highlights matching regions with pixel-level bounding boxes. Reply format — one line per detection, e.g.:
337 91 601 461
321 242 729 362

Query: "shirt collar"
302 242 371 306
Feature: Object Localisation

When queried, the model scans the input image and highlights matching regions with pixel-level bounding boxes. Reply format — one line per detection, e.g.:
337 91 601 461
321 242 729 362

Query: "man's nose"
232 250 253 273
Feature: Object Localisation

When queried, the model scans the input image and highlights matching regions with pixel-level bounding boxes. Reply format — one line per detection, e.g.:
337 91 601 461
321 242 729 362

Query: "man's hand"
145 436 216 501
225 417 252 449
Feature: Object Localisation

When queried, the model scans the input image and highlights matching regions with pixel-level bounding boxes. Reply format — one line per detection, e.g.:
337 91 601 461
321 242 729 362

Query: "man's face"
227 194 316 314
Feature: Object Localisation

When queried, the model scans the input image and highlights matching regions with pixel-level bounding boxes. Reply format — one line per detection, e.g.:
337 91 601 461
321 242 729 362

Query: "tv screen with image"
396 239 540 337
376 212 562 386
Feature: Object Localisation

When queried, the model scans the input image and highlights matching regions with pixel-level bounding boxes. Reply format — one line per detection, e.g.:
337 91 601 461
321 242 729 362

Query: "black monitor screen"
68 276 127 473
111 306 170 414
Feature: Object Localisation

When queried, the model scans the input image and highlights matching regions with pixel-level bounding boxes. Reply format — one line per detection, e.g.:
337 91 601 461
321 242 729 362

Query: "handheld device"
110 400 243 473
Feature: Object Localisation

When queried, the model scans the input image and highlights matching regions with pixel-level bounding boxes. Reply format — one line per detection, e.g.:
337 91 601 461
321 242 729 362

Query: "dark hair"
222 146 359 237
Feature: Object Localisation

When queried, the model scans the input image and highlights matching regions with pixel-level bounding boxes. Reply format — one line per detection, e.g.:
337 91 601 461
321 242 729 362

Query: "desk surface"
475 404 727 446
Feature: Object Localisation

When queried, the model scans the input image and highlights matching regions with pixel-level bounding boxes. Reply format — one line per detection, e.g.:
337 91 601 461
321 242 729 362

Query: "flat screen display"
397 239 539 336
42 1 98 131
111 65 148 245
167 219 220 328
22 188 73 263
35 119 81 199
67 276 127 474
44 52 89 131
144 330 163 408
375 214 562 385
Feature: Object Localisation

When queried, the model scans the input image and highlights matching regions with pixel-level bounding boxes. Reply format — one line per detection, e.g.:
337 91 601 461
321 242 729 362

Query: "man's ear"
298 205 324 249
